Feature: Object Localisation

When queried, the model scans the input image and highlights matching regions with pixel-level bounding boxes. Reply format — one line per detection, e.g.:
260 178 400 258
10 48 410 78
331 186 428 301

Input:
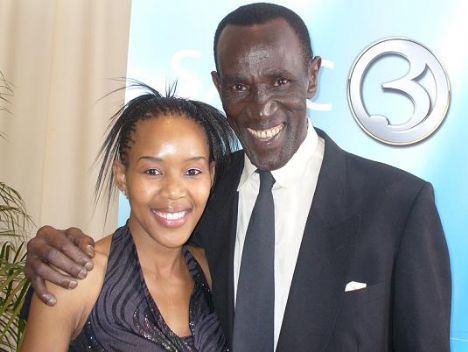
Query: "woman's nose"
160 174 185 200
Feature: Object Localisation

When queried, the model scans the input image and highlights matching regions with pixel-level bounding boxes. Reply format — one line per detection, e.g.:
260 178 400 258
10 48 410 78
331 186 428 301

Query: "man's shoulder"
316 129 429 209
345 150 424 183
317 128 426 190
341 149 430 208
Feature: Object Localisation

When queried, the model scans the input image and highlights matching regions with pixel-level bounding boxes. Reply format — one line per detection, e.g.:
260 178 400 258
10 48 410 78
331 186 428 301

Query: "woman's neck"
127 217 187 279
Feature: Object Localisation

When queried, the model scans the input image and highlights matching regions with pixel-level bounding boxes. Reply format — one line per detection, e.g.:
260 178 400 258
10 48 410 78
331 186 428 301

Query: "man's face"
212 18 321 170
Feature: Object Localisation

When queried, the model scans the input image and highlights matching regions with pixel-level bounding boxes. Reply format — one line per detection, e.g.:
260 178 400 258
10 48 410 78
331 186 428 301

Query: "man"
24 3 451 351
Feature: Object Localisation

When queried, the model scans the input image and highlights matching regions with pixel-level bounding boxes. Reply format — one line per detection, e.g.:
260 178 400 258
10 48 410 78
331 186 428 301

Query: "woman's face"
115 114 214 249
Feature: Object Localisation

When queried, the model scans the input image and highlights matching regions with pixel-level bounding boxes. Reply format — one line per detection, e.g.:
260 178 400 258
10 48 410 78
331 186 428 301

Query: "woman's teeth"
153 210 187 220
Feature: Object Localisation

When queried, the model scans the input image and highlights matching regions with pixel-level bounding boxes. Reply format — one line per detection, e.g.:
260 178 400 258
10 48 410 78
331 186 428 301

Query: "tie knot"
258 170 275 192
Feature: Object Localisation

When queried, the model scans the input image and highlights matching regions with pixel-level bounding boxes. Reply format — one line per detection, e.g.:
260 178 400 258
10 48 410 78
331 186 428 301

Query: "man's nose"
248 85 277 118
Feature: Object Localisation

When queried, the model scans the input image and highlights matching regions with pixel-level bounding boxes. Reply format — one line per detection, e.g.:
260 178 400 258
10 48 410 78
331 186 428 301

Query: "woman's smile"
151 208 193 228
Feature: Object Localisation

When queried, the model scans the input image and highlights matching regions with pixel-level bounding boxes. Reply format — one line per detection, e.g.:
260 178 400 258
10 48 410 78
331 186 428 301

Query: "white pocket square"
345 281 367 292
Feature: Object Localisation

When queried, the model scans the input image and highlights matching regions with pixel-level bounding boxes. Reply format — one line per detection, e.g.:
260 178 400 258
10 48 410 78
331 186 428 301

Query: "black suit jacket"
192 129 451 351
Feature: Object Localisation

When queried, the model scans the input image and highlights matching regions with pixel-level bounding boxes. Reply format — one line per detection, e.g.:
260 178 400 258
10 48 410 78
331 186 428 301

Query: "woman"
21 84 237 351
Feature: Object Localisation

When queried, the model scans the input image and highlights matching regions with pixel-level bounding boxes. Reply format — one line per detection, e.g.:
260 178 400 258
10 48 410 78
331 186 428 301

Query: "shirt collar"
238 119 319 190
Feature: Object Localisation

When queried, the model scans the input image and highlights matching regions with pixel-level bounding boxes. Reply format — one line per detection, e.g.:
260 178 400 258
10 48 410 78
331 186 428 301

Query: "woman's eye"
186 168 202 176
144 168 161 176
274 78 289 86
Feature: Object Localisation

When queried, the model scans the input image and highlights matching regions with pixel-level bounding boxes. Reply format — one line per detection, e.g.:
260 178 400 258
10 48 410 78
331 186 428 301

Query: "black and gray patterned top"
69 225 226 351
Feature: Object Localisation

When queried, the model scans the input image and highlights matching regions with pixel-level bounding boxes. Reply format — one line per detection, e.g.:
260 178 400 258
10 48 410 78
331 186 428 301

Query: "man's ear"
211 71 222 95
113 160 128 197
307 56 322 99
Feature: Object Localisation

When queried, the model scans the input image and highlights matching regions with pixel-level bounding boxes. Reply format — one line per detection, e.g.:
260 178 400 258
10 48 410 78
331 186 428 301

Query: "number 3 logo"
347 38 451 145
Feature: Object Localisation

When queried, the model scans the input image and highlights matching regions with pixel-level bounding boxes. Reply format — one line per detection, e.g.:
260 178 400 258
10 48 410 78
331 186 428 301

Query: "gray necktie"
233 170 275 351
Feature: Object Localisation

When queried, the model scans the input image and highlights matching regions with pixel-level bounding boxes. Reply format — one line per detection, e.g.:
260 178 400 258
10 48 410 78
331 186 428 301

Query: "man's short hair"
213 2 313 70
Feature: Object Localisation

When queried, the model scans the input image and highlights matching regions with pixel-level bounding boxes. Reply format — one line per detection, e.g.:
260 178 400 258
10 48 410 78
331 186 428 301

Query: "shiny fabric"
70 225 226 352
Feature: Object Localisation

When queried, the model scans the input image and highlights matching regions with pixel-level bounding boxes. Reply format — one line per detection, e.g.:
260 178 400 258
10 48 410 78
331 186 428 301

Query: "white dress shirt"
233 121 325 350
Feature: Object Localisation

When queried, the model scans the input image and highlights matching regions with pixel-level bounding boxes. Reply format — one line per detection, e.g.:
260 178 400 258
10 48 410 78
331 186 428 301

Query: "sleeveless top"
69 225 227 351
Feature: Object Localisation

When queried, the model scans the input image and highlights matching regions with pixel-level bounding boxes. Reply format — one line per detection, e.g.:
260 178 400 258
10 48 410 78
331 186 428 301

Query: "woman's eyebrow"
137 156 207 162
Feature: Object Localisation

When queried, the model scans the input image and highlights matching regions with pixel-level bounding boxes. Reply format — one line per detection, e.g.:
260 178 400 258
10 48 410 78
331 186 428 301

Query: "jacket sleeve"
393 182 451 351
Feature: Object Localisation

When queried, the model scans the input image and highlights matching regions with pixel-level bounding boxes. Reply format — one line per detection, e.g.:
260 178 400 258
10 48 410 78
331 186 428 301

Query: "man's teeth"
153 210 187 220
248 124 283 140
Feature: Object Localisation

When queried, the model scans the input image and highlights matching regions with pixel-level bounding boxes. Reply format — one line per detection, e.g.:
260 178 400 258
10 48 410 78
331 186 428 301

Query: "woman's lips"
151 209 192 228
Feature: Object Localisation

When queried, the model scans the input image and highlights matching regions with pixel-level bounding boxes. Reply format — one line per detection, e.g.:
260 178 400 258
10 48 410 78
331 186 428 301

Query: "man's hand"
24 226 95 306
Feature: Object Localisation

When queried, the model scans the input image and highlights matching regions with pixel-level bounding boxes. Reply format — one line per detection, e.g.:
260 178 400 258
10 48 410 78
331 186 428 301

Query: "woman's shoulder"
22 233 114 350
44 234 111 303
55 233 112 336
94 234 112 266
71 233 112 290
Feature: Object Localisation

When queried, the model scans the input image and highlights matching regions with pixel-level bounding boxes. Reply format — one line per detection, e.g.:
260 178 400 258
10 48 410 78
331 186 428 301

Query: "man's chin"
246 150 287 171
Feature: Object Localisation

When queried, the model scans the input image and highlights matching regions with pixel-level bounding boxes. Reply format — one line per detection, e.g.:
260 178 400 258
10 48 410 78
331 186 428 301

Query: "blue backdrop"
119 1 468 349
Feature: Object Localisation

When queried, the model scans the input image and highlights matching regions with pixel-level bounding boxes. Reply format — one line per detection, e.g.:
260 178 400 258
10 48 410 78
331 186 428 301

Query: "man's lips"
151 209 192 228
247 123 284 141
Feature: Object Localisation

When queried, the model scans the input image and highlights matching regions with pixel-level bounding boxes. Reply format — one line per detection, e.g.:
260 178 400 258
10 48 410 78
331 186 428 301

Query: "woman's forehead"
130 115 210 155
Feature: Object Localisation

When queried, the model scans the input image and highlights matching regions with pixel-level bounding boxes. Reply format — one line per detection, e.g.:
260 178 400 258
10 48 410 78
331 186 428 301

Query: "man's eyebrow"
221 69 293 83
221 73 248 82
264 68 293 77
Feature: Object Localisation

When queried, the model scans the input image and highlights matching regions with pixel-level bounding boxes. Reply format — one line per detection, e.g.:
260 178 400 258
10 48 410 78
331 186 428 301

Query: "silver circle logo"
347 37 451 145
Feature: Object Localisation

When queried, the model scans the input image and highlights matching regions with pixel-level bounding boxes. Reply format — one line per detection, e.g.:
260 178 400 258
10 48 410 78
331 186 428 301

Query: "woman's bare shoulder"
44 233 111 306
22 233 114 351
66 233 113 337
94 234 112 261
56 234 112 331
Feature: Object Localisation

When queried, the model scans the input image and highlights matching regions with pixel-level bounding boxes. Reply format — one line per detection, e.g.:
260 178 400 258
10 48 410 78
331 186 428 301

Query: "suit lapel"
277 129 360 351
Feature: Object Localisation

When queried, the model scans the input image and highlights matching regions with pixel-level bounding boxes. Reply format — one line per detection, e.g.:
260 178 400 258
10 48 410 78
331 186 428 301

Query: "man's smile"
247 123 284 141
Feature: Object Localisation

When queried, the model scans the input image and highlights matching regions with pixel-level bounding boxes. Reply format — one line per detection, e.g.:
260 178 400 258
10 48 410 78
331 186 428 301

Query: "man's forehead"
221 48 292 77
217 20 300 60
218 18 291 44
216 19 304 74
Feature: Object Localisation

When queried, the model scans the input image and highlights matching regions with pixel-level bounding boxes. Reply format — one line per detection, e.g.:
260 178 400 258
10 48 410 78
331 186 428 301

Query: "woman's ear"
209 161 216 188
113 160 128 197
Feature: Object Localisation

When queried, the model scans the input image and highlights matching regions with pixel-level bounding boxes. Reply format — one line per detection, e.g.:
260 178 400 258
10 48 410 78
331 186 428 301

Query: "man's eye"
144 169 161 176
186 168 202 176
231 83 248 92
274 78 289 86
